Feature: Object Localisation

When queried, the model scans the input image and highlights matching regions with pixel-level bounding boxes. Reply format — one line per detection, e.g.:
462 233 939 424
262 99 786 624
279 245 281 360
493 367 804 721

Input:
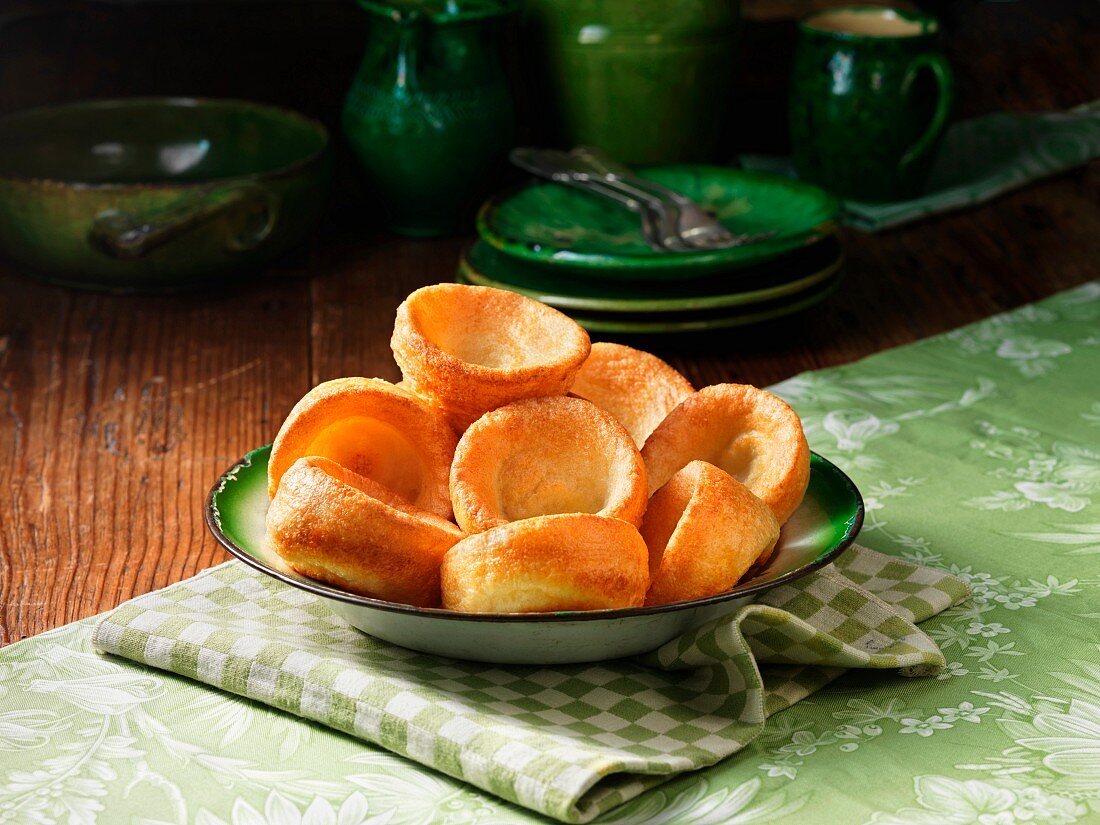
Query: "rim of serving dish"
205 446 864 623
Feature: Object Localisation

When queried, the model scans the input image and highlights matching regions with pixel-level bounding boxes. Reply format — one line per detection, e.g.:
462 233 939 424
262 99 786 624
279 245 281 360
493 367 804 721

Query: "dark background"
1 0 1095 201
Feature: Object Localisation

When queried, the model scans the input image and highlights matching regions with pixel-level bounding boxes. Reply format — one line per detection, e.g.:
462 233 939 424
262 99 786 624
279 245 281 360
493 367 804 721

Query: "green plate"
456 266 842 334
459 236 844 313
477 166 838 280
569 273 843 333
206 447 863 664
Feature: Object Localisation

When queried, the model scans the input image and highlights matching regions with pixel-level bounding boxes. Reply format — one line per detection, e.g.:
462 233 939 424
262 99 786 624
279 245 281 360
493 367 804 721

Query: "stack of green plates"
463 166 843 334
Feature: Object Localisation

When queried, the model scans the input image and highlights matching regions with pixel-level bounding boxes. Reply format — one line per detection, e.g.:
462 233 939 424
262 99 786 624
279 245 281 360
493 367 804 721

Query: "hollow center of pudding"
416 297 573 370
306 416 423 505
712 432 766 490
496 447 614 520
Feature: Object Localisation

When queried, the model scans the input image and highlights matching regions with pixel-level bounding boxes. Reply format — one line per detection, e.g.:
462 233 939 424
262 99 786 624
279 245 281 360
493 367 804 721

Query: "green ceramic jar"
343 0 516 236
789 6 953 202
523 0 739 165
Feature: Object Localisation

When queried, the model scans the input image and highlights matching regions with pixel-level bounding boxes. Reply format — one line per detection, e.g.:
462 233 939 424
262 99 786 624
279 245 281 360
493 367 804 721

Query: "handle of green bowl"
90 183 280 260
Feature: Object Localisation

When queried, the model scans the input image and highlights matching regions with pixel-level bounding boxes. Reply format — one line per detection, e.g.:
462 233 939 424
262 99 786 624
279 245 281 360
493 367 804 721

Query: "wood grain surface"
0 0 1097 644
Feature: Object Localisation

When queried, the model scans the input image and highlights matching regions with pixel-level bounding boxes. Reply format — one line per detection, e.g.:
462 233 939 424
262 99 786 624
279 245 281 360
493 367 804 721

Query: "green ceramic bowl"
206 446 863 665
477 165 838 280
459 237 845 313
0 97 330 291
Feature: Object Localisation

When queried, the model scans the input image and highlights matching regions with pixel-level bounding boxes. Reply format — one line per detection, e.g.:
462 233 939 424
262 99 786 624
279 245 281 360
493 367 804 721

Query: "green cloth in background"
742 101 1100 231
1 281 1099 824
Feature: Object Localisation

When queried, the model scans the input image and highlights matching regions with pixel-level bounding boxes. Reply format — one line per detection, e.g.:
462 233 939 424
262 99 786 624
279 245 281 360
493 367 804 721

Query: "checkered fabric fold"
92 544 968 823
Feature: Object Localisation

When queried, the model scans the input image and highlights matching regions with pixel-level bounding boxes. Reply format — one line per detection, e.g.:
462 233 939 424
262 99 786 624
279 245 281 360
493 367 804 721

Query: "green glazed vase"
342 0 516 236
522 0 739 165
789 6 954 203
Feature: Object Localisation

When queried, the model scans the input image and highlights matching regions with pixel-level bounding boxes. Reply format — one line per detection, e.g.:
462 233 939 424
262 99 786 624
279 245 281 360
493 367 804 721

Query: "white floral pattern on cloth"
3 281 1100 824
747 282 1100 819
965 422 1100 514
944 282 1100 373
783 377 997 475
738 464 1088 790
591 778 804 825
867 776 1085 825
195 793 392 825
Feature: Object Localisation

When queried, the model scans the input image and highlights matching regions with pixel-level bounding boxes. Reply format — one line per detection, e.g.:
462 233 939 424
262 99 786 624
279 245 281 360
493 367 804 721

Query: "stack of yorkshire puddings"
265 284 810 612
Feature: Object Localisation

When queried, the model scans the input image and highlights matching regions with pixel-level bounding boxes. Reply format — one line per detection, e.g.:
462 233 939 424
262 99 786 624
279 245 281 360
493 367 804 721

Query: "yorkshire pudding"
641 461 779 606
450 395 647 534
570 342 694 447
441 514 649 613
391 283 591 430
641 384 810 524
266 457 463 607
267 377 457 519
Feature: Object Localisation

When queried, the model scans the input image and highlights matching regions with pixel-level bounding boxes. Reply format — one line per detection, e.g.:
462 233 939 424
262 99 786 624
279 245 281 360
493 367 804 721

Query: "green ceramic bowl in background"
206 445 863 665
0 97 330 291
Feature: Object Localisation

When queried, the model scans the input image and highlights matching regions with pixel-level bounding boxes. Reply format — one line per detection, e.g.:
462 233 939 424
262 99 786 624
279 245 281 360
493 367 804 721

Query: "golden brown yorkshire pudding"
641 461 779 607
441 514 649 613
570 342 694 447
450 395 647 534
266 457 463 607
267 377 457 519
391 283 591 430
641 384 810 524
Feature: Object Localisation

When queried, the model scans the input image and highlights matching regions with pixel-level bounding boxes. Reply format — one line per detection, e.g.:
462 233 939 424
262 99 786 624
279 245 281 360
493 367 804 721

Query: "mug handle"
899 53 954 170
90 183 279 260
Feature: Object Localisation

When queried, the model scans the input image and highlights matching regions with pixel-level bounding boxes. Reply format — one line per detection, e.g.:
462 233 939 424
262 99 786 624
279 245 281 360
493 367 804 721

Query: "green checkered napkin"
91 544 967 824
741 100 1100 231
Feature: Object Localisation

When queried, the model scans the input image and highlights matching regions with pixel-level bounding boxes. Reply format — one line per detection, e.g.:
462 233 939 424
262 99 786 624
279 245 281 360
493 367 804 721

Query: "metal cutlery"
570 147 773 250
510 147 777 252
510 148 687 251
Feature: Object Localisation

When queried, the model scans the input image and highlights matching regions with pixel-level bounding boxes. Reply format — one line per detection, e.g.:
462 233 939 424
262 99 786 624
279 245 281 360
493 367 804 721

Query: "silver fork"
570 147 776 250
510 148 691 252
556 174 668 252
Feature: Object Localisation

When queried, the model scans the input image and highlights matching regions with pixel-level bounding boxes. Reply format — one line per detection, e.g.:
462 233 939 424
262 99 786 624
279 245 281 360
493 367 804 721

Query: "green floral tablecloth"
85 544 964 823
2 281 1099 824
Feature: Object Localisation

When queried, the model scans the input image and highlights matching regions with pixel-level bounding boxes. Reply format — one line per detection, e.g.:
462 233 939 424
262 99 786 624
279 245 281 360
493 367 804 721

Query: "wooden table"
0 1 1097 645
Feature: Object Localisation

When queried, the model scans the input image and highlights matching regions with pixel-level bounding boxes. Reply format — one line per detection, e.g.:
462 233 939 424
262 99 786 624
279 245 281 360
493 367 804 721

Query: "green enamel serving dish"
0 97 330 291
206 446 863 665
477 165 838 280
458 236 844 313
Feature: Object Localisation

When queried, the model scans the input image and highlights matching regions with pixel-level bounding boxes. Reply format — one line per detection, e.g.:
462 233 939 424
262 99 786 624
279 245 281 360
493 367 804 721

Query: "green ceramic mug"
789 6 953 202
